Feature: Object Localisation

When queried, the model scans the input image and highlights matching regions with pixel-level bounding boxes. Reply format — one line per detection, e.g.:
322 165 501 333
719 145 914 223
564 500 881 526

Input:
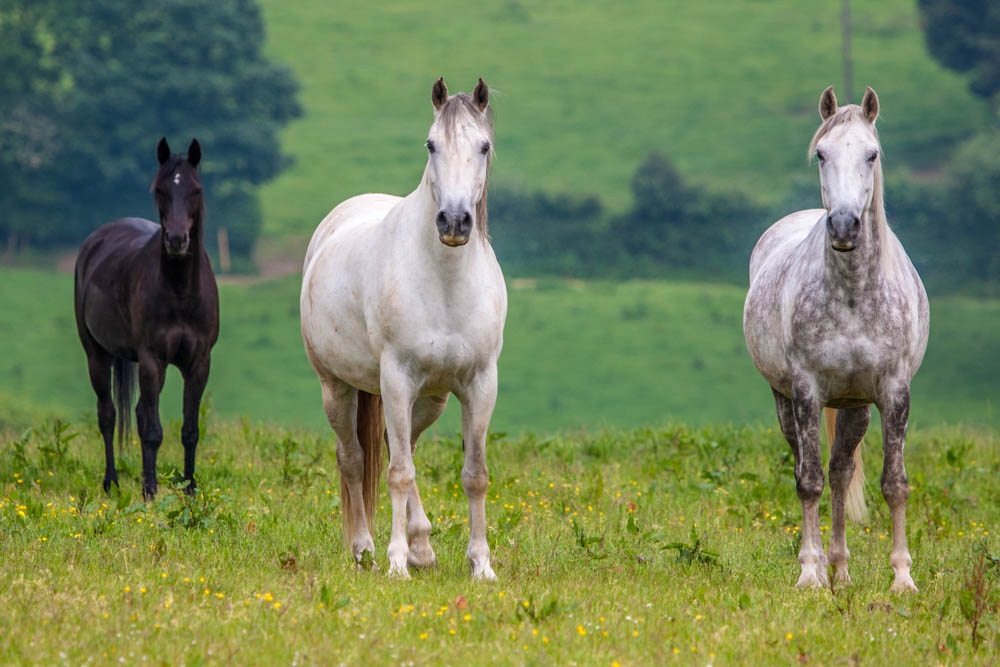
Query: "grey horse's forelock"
807 105 897 274
435 93 495 241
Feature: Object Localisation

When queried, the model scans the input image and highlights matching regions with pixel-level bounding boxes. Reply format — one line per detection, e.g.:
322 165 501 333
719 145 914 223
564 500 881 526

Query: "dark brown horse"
74 137 219 499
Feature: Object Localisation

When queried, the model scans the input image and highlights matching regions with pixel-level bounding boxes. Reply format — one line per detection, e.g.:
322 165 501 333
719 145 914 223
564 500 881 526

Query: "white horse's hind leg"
459 368 498 581
879 388 917 593
322 380 375 563
381 361 417 578
827 405 871 586
406 394 449 569
774 386 828 588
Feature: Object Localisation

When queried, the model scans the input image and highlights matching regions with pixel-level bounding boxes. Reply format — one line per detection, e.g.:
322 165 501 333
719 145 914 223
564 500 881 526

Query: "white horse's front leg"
459 367 498 581
381 362 417 579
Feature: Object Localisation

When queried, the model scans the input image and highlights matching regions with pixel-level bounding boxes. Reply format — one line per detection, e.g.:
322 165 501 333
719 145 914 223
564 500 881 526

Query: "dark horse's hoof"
102 477 119 494
183 479 197 496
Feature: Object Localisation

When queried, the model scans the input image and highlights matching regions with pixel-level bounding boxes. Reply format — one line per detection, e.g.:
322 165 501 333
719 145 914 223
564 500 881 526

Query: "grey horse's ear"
473 78 489 112
861 86 879 124
432 77 448 111
157 137 171 165
819 86 837 120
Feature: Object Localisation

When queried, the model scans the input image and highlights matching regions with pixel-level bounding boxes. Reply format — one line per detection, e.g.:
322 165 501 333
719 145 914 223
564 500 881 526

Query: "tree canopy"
0 0 301 259
917 0 1000 102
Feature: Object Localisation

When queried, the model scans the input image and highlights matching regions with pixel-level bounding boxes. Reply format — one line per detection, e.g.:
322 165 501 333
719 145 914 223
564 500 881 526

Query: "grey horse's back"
748 209 825 284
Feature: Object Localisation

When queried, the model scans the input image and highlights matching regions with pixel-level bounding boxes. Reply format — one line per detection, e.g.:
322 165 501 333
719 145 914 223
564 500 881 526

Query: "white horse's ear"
473 78 489 112
861 86 879 124
819 86 837 120
431 77 448 111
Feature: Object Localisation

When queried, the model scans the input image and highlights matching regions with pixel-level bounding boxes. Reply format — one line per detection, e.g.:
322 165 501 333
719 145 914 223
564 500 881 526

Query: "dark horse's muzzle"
436 208 472 247
827 210 860 252
164 230 190 257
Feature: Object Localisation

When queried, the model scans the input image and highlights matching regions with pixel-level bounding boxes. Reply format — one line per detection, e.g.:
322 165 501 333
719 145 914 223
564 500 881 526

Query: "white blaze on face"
173 173 181 186
426 113 490 218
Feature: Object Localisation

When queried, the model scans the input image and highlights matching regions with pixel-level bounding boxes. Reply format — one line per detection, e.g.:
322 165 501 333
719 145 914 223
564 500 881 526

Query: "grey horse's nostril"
436 211 447 225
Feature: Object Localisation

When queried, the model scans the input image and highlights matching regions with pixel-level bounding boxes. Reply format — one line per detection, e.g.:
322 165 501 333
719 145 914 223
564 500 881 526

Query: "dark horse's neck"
159 226 205 295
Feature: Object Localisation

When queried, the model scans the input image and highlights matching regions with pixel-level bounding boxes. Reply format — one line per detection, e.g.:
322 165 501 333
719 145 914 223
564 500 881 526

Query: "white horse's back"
303 193 401 275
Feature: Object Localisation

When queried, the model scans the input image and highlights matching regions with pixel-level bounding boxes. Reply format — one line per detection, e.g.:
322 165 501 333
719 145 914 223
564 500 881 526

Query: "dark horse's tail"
112 357 136 452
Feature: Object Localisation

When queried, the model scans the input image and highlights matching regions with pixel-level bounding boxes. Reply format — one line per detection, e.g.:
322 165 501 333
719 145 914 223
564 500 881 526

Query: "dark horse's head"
152 137 204 258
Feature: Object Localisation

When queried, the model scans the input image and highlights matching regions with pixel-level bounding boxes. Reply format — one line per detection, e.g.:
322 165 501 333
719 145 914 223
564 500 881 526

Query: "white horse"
743 86 929 592
300 78 506 580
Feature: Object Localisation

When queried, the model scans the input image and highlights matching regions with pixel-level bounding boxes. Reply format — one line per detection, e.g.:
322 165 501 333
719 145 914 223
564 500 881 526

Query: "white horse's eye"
426 140 436 154
815 150 825 163
480 141 490 155
867 151 878 163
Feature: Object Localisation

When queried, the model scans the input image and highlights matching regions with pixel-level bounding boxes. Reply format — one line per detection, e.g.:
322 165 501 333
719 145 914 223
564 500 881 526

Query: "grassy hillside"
1 419 997 663
2 267 997 434
254 0 990 236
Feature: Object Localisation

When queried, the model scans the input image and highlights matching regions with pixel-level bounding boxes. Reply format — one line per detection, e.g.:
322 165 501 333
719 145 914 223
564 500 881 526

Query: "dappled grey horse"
743 87 929 591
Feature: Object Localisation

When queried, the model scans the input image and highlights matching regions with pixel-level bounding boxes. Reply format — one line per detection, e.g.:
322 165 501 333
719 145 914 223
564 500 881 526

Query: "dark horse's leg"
773 384 826 588
180 355 211 494
827 405 870 585
136 352 167 499
84 343 118 492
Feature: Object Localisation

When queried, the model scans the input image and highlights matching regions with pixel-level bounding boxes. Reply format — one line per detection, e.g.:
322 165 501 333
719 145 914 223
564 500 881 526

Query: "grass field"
0 417 997 664
254 0 991 236
2 267 997 436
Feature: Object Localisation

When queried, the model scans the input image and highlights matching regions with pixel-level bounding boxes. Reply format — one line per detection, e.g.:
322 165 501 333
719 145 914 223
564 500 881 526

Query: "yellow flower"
786 633 793 640
463 614 471 621
273 602 281 609
419 632 428 640
577 625 587 636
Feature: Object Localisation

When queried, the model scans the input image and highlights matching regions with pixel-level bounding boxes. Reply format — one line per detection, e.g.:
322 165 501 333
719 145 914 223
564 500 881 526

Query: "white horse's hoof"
795 570 827 589
407 542 437 569
471 564 497 581
890 575 917 593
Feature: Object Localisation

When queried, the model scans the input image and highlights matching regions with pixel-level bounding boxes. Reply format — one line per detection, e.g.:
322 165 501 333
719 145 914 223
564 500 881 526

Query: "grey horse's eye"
426 140 436 154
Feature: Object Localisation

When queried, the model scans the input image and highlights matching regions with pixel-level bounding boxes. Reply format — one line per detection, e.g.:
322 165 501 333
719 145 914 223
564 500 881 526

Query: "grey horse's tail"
112 357 136 453
824 407 868 523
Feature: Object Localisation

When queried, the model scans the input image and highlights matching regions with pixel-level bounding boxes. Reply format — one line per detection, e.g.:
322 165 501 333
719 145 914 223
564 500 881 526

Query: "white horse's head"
424 77 493 247
810 86 882 253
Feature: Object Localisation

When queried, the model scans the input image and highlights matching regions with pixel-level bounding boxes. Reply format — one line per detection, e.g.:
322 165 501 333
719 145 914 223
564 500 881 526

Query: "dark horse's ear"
818 86 837 120
157 137 171 165
861 86 879 124
473 78 489 112
431 77 448 111
187 138 201 168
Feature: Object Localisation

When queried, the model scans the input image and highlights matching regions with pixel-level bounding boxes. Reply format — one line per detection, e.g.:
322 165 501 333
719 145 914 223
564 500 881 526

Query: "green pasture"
255 0 990 236
1 267 997 435
0 418 997 664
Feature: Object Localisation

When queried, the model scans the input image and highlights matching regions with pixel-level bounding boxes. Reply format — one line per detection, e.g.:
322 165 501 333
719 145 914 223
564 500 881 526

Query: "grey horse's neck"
824 208 883 293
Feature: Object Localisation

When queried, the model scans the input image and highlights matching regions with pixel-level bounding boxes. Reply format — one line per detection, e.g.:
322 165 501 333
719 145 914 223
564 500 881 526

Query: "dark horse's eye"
480 141 490 155
425 140 436 154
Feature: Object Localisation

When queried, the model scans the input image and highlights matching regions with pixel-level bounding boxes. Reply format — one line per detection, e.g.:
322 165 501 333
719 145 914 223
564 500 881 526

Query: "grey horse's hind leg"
774 384 827 588
827 405 870 585
878 387 917 592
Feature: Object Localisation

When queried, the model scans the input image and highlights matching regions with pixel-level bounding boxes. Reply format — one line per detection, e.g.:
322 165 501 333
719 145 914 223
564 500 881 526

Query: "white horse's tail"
824 407 868 523
341 391 385 549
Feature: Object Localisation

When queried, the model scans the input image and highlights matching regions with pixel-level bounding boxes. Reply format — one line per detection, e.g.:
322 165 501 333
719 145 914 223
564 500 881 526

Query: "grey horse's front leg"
790 382 827 588
827 405 870 585
879 387 917 592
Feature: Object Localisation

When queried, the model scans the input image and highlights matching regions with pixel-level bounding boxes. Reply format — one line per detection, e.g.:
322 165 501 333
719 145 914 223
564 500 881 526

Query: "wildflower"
786 633 793 640
273 602 281 609
577 625 587 636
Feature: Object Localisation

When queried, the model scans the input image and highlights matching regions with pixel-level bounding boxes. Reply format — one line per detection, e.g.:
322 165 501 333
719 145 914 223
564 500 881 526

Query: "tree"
612 153 766 279
917 0 1000 102
0 0 301 260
